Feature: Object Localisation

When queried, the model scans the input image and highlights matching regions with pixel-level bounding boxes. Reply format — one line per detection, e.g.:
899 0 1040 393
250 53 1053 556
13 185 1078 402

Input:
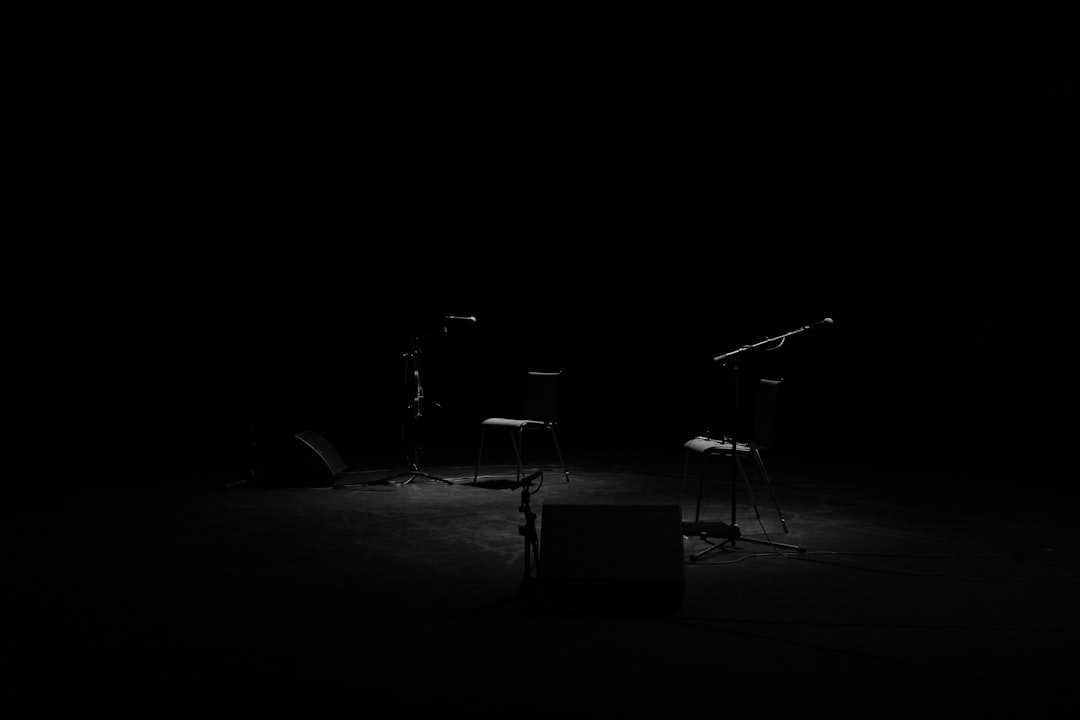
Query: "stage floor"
14 452 1078 712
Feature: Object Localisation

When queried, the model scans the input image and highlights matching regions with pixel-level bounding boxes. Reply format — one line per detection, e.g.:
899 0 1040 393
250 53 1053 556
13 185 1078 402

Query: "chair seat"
684 436 752 454
482 417 548 428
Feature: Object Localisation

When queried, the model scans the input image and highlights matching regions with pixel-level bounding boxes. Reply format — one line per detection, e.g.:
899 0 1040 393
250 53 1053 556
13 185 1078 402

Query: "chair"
473 371 571 485
681 378 790 534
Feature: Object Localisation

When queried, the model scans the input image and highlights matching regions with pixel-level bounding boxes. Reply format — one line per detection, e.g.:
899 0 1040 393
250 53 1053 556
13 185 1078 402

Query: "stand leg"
690 523 805 561
738 535 804 552
378 463 450 485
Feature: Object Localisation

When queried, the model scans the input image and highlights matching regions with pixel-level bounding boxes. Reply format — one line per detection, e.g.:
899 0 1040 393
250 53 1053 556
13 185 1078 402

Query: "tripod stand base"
338 463 452 487
379 463 452 485
684 521 805 561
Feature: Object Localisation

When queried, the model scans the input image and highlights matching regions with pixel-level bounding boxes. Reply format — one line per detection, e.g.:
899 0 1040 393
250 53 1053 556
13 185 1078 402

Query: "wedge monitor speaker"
540 504 685 614
257 429 346 487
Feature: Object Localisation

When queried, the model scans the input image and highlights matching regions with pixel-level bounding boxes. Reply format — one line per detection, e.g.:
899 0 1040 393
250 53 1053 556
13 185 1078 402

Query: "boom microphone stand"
360 316 476 486
374 327 452 485
690 318 832 560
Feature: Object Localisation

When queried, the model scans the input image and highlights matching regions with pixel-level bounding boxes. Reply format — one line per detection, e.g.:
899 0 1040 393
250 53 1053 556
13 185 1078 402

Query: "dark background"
26 5 1073 489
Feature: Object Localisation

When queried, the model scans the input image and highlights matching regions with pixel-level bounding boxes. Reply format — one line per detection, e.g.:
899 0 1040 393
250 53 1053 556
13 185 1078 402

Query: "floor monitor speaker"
540 503 685 614
257 429 346 487
295 430 347 477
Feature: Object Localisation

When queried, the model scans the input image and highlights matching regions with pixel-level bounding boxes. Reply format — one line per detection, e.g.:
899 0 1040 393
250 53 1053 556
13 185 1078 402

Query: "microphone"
813 317 834 329
445 316 477 322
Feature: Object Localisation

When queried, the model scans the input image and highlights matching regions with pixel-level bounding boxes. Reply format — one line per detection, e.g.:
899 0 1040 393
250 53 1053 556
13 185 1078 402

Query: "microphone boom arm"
713 318 832 365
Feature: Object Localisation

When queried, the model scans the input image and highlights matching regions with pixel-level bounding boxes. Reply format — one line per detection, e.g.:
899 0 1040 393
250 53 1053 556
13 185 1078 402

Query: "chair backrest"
523 371 561 425
751 378 782 449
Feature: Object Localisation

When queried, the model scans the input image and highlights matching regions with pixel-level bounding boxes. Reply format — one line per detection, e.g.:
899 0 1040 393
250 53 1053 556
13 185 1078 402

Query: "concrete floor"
14 445 1077 714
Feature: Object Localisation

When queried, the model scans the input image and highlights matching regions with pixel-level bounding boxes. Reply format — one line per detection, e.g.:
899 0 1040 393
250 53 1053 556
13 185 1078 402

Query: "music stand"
688 318 832 560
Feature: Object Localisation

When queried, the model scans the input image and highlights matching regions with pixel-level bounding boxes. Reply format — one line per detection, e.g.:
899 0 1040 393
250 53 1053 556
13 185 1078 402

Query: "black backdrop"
27 5 1073 488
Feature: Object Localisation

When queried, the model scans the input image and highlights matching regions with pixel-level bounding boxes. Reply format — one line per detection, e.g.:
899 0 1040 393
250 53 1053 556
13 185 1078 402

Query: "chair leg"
735 455 764 523
753 449 788 533
694 453 709 527
681 450 691 515
547 427 570 482
473 426 487 483
510 428 523 485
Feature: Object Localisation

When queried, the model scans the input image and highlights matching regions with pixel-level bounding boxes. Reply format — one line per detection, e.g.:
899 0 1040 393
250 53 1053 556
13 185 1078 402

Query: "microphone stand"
690 320 830 559
515 471 543 593
341 327 452 486
385 328 452 485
